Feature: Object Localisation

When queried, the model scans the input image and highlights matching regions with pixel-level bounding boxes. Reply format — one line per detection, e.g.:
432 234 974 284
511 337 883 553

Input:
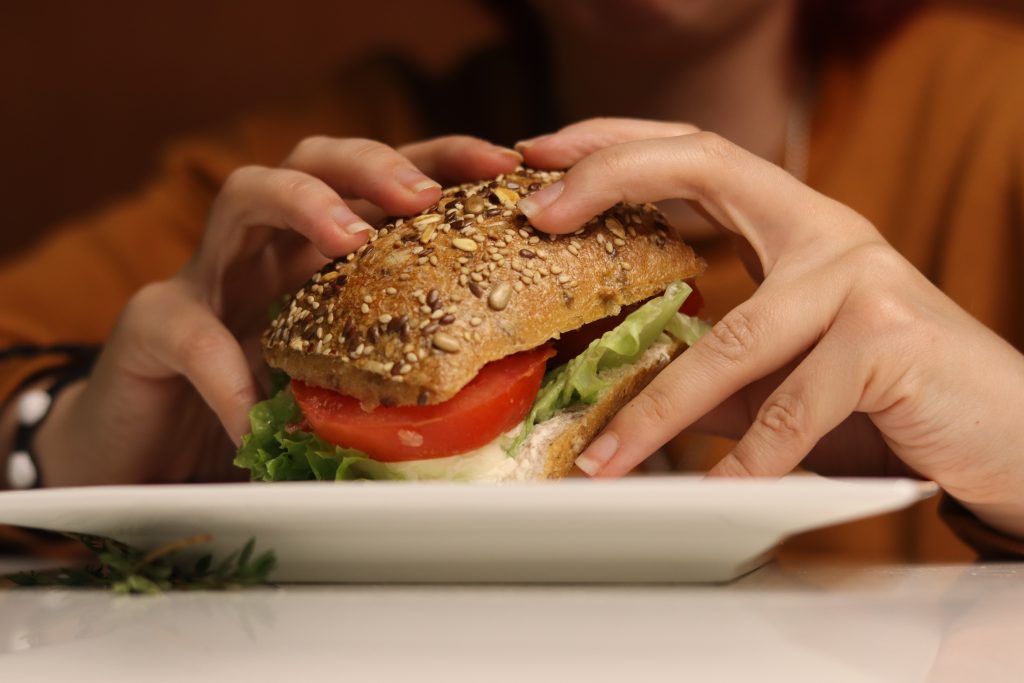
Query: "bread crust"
263 168 704 407
538 338 686 479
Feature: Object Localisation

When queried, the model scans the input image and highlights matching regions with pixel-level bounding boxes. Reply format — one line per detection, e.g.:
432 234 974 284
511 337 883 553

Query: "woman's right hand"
33 135 522 486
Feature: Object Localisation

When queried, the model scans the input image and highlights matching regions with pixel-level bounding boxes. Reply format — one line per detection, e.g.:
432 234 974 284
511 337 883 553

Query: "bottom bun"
498 336 687 481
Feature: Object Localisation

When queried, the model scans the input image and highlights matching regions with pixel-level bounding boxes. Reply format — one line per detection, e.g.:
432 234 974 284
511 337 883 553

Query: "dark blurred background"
0 0 495 260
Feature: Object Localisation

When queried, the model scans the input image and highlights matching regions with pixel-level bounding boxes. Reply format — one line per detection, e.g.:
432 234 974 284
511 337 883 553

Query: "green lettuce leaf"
234 390 402 482
507 280 709 454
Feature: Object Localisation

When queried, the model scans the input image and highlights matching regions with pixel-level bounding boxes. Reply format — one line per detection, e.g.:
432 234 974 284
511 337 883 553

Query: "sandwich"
235 168 708 482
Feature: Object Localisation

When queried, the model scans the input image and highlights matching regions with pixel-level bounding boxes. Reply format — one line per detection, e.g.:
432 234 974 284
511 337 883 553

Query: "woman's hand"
34 135 522 486
517 118 1024 538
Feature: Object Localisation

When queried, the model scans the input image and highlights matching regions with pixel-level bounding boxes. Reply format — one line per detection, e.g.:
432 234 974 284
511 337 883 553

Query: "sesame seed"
452 238 478 252
470 316 483 326
378 313 393 324
400 364 413 375
360 303 370 314
468 281 484 298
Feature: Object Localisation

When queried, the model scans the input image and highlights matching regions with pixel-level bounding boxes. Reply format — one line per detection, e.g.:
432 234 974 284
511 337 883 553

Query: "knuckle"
177 327 231 374
839 245 921 336
843 241 905 278
278 173 325 203
624 383 678 428
121 282 170 324
220 165 265 195
691 131 736 165
702 309 758 365
291 135 331 162
345 137 393 165
755 392 806 443
582 145 639 187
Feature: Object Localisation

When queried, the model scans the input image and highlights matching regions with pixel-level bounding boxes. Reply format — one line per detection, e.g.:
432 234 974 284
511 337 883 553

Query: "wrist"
31 379 88 488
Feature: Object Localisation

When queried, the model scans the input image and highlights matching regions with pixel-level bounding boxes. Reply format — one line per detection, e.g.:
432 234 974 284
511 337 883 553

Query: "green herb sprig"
7 533 276 594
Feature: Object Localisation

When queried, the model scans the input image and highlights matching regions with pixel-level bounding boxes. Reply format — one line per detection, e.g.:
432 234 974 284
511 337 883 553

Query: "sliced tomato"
553 283 704 365
291 345 554 462
679 282 704 316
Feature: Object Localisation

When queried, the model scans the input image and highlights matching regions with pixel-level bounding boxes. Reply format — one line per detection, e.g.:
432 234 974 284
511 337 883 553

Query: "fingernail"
330 207 372 235
343 220 373 235
494 146 524 163
396 168 441 194
518 181 564 219
515 134 550 151
575 432 619 476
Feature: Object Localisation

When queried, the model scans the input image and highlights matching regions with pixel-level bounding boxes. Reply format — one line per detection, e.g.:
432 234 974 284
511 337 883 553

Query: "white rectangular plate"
0 477 936 583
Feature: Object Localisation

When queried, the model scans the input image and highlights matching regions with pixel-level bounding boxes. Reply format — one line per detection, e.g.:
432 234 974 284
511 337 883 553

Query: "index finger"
577 285 838 478
519 133 869 275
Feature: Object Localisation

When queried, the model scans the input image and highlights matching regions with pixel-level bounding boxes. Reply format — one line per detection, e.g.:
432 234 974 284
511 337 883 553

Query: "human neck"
546 2 800 163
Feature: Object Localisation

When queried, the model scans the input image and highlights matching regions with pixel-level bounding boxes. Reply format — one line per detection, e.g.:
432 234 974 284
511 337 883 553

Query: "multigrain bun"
263 168 704 408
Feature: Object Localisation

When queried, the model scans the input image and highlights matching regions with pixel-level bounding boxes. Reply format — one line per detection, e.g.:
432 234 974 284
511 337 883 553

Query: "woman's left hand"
515 118 1024 539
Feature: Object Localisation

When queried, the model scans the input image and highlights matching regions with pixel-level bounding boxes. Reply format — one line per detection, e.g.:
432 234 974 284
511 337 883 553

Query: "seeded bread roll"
263 168 705 408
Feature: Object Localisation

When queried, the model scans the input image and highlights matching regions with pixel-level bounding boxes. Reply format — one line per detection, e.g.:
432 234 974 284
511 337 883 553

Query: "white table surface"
1 560 1022 682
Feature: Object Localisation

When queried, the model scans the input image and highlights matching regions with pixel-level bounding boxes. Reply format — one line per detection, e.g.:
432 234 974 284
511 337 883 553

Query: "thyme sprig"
7 533 276 594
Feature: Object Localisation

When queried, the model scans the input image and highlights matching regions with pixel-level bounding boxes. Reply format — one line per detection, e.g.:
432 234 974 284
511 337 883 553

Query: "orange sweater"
1 5 1021 560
